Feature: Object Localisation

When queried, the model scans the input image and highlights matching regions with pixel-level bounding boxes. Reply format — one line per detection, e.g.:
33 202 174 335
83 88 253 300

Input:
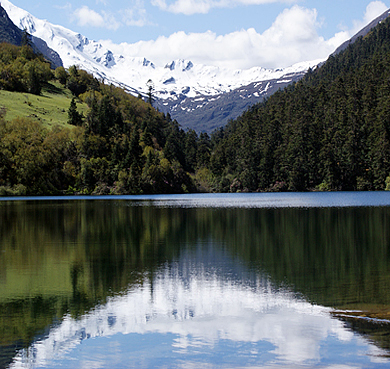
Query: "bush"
0 184 27 196
385 176 390 191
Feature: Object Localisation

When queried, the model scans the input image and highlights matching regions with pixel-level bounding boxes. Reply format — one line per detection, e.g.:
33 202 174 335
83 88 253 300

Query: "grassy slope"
0 81 87 128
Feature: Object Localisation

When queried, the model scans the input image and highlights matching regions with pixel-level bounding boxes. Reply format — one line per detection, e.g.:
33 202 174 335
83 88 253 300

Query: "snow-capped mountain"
1 0 321 131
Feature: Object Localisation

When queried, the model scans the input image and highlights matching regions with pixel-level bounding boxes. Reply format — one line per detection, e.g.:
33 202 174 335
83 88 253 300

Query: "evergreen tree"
146 79 154 106
68 97 83 126
27 64 41 95
184 129 198 172
197 133 211 168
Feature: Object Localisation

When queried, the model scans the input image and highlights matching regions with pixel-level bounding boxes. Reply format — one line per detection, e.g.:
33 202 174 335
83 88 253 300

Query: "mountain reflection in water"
8 259 387 369
1 193 390 368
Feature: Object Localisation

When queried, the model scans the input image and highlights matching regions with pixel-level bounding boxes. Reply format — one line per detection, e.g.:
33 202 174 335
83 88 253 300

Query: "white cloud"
73 6 120 30
73 6 104 27
352 1 388 33
151 0 296 15
108 5 336 69
73 2 151 29
105 1 390 70
329 1 389 53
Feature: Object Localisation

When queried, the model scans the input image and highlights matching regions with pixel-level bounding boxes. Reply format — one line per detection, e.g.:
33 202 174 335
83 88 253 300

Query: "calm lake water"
1 192 390 368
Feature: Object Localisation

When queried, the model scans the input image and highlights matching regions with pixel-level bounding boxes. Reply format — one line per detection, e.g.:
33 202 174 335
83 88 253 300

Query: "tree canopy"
0 43 211 195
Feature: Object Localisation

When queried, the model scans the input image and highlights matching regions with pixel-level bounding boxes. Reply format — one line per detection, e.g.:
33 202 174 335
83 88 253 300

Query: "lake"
1 192 390 368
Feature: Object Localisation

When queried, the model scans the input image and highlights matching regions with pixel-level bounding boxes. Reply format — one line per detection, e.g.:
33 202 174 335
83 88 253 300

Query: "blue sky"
5 0 390 69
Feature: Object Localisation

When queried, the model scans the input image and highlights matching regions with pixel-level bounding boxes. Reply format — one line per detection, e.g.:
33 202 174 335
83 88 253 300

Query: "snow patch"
1 0 323 103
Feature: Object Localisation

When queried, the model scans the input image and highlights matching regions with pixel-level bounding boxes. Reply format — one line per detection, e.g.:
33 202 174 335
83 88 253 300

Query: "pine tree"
68 97 83 126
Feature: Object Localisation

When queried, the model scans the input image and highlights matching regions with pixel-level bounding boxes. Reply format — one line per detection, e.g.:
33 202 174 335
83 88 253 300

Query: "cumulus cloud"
325 1 389 55
106 5 336 69
117 1 389 70
99 1 389 70
151 0 295 15
73 6 121 30
73 6 105 27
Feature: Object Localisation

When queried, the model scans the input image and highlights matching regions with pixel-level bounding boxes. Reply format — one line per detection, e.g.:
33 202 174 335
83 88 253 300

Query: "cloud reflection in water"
9 259 390 369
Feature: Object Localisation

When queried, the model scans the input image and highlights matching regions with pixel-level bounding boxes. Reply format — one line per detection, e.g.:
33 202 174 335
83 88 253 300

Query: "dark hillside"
207 13 390 192
0 4 24 45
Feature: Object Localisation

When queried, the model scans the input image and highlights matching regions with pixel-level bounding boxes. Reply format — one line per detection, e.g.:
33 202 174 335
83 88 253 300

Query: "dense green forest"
3 14 390 195
0 43 214 195
207 17 390 192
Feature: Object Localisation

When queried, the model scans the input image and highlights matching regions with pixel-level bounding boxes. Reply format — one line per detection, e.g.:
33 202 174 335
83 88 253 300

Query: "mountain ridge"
0 0 321 131
332 8 390 56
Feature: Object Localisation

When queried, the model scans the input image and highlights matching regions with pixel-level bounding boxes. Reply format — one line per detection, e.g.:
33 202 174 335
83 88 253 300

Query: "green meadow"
0 81 87 128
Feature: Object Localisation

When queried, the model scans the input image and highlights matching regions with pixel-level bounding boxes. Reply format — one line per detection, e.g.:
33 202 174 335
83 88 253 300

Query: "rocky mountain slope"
154 65 312 132
0 3 62 68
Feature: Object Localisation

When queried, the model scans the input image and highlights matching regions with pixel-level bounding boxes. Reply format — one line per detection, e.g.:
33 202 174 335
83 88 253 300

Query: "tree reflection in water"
1 195 390 367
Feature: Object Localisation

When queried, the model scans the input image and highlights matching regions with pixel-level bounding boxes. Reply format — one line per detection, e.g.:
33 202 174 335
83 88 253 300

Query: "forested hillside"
206 16 390 192
3 13 390 196
0 43 215 195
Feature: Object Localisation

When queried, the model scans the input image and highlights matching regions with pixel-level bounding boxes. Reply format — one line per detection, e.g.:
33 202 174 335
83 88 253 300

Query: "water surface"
1 192 390 368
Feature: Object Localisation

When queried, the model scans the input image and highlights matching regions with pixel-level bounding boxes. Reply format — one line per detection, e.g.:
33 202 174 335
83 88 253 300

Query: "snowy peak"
165 60 194 72
143 58 155 68
1 0 322 131
1 0 319 98
95 50 116 68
